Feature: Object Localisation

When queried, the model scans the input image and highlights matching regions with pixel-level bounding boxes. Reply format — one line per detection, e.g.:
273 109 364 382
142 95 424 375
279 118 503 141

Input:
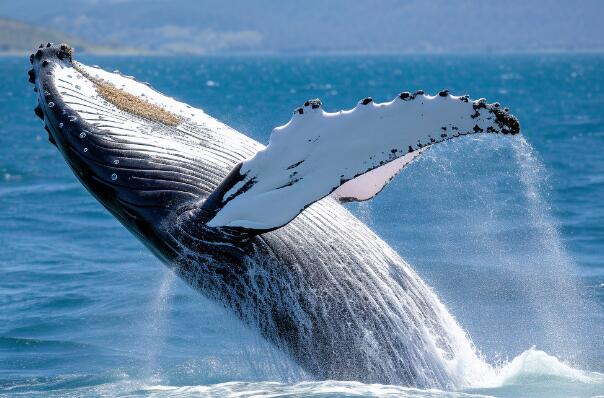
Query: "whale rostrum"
28 43 519 389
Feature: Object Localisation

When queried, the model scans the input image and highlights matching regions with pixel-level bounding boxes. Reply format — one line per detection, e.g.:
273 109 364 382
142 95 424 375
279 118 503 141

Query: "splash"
142 267 176 383
139 352 603 398
343 134 601 389
509 136 596 364
486 348 601 387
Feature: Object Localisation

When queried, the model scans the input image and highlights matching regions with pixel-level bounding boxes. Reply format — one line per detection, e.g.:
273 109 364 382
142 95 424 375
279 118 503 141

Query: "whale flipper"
204 94 520 231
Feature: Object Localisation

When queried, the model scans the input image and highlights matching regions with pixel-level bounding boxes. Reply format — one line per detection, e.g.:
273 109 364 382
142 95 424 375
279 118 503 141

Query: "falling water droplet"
59 122 63 128
79 131 87 139
83 147 88 153
111 173 118 181
113 159 120 165
48 102 55 108
69 115 77 122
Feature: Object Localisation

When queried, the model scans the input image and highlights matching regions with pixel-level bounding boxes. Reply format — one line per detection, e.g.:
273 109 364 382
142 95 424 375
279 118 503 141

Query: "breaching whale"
28 44 520 389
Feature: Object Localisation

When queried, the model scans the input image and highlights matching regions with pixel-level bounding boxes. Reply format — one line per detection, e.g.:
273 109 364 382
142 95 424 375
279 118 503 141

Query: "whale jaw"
27 43 259 260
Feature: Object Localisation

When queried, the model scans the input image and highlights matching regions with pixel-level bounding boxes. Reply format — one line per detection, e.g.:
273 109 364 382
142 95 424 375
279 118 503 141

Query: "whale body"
27 44 519 389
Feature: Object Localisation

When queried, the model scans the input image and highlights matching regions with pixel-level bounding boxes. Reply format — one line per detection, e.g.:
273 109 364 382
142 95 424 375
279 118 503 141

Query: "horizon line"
3 48 604 57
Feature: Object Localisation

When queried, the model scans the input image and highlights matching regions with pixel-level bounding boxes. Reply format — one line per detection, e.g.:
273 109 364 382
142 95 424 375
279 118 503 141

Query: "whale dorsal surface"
28 44 519 389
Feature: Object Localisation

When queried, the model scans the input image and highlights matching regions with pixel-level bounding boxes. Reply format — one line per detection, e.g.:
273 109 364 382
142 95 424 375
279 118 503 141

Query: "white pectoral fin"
204 92 520 232
330 148 428 202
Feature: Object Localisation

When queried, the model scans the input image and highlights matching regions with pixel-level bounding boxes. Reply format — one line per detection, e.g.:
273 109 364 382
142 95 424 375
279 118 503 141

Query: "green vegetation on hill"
3 1 604 54
0 17 133 54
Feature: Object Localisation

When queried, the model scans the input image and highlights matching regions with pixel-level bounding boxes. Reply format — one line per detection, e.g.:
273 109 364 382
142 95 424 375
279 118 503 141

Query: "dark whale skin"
28 43 485 389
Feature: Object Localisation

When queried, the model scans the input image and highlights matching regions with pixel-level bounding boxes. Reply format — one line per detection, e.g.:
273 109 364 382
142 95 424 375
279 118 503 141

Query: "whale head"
28 43 262 259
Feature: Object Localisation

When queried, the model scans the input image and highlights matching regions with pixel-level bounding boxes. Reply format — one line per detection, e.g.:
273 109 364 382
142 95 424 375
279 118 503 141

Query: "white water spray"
440 136 602 388
509 136 597 364
351 134 602 389
143 267 176 383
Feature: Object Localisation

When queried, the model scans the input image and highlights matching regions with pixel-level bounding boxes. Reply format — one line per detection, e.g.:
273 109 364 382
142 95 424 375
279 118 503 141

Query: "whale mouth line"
72 62 182 126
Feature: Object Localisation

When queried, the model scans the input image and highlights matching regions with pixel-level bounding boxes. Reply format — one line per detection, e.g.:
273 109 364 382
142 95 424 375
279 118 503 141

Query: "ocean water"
1 54 603 397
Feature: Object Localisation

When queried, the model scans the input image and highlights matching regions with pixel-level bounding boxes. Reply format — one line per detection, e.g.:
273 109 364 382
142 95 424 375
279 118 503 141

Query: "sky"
1 0 603 54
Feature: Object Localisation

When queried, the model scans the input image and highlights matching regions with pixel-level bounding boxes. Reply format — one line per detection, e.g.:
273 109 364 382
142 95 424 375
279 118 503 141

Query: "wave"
140 382 488 398
4 349 599 398
0 336 93 351
137 350 604 398
479 348 602 387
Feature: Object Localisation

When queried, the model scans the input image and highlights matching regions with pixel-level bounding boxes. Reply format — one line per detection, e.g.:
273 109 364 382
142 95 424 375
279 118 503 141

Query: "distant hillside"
1 1 604 54
0 17 133 54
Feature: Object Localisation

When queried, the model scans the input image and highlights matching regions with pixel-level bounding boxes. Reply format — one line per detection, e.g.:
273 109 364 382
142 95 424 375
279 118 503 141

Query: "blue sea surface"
0 54 603 397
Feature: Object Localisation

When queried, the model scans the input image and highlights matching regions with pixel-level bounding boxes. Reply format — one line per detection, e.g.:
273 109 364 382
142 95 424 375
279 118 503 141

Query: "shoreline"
3 49 604 57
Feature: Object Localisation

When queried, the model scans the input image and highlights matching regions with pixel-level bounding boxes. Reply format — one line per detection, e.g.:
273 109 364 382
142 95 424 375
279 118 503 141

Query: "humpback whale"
28 44 520 389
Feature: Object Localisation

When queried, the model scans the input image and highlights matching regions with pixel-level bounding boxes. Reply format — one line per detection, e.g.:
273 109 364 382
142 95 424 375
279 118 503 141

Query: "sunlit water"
1 54 603 397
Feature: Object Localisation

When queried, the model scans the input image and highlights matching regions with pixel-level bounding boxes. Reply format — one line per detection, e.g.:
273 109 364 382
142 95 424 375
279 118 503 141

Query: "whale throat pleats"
29 44 262 231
